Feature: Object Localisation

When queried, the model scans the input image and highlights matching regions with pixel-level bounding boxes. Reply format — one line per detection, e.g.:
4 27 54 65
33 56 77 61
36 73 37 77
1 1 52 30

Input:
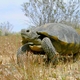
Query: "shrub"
0 21 13 36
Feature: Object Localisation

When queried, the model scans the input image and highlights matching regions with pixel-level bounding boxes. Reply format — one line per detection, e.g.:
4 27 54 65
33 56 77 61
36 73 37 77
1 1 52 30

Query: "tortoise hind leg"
41 37 58 64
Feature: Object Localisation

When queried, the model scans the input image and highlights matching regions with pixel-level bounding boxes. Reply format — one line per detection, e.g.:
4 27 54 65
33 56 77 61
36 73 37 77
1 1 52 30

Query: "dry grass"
0 33 80 80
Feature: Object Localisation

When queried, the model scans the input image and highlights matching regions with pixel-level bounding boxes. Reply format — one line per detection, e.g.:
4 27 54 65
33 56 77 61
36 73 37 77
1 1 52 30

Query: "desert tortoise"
17 23 80 65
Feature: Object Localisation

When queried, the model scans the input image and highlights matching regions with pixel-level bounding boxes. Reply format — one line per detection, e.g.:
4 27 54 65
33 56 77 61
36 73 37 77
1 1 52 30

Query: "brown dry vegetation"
0 30 80 80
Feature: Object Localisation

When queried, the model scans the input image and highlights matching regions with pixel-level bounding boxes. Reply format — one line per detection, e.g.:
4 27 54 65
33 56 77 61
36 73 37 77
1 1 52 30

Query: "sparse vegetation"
0 30 80 80
22 0 80 28
0 21 13 36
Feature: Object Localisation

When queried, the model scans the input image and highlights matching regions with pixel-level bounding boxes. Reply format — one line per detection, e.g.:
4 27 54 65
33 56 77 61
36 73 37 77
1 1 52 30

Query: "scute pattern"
33 23 80 44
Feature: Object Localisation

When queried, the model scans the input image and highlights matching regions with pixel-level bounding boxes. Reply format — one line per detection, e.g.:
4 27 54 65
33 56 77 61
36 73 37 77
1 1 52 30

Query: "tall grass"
0 34 80 80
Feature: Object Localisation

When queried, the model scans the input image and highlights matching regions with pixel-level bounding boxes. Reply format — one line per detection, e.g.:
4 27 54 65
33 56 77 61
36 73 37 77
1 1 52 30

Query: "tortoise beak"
21 29 26 35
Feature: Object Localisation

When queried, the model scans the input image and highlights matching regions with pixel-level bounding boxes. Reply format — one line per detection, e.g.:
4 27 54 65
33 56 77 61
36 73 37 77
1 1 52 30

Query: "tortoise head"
21 29 39 43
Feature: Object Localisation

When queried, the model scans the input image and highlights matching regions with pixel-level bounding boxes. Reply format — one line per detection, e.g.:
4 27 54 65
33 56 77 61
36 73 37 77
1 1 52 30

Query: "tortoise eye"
26 30 29 32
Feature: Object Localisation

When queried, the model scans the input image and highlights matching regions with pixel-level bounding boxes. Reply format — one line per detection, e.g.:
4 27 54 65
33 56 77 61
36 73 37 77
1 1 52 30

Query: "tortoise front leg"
41 37 58 64
17 43 31 67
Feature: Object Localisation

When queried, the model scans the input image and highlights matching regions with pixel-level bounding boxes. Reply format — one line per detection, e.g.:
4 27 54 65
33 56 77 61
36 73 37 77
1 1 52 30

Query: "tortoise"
17 23 80 65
